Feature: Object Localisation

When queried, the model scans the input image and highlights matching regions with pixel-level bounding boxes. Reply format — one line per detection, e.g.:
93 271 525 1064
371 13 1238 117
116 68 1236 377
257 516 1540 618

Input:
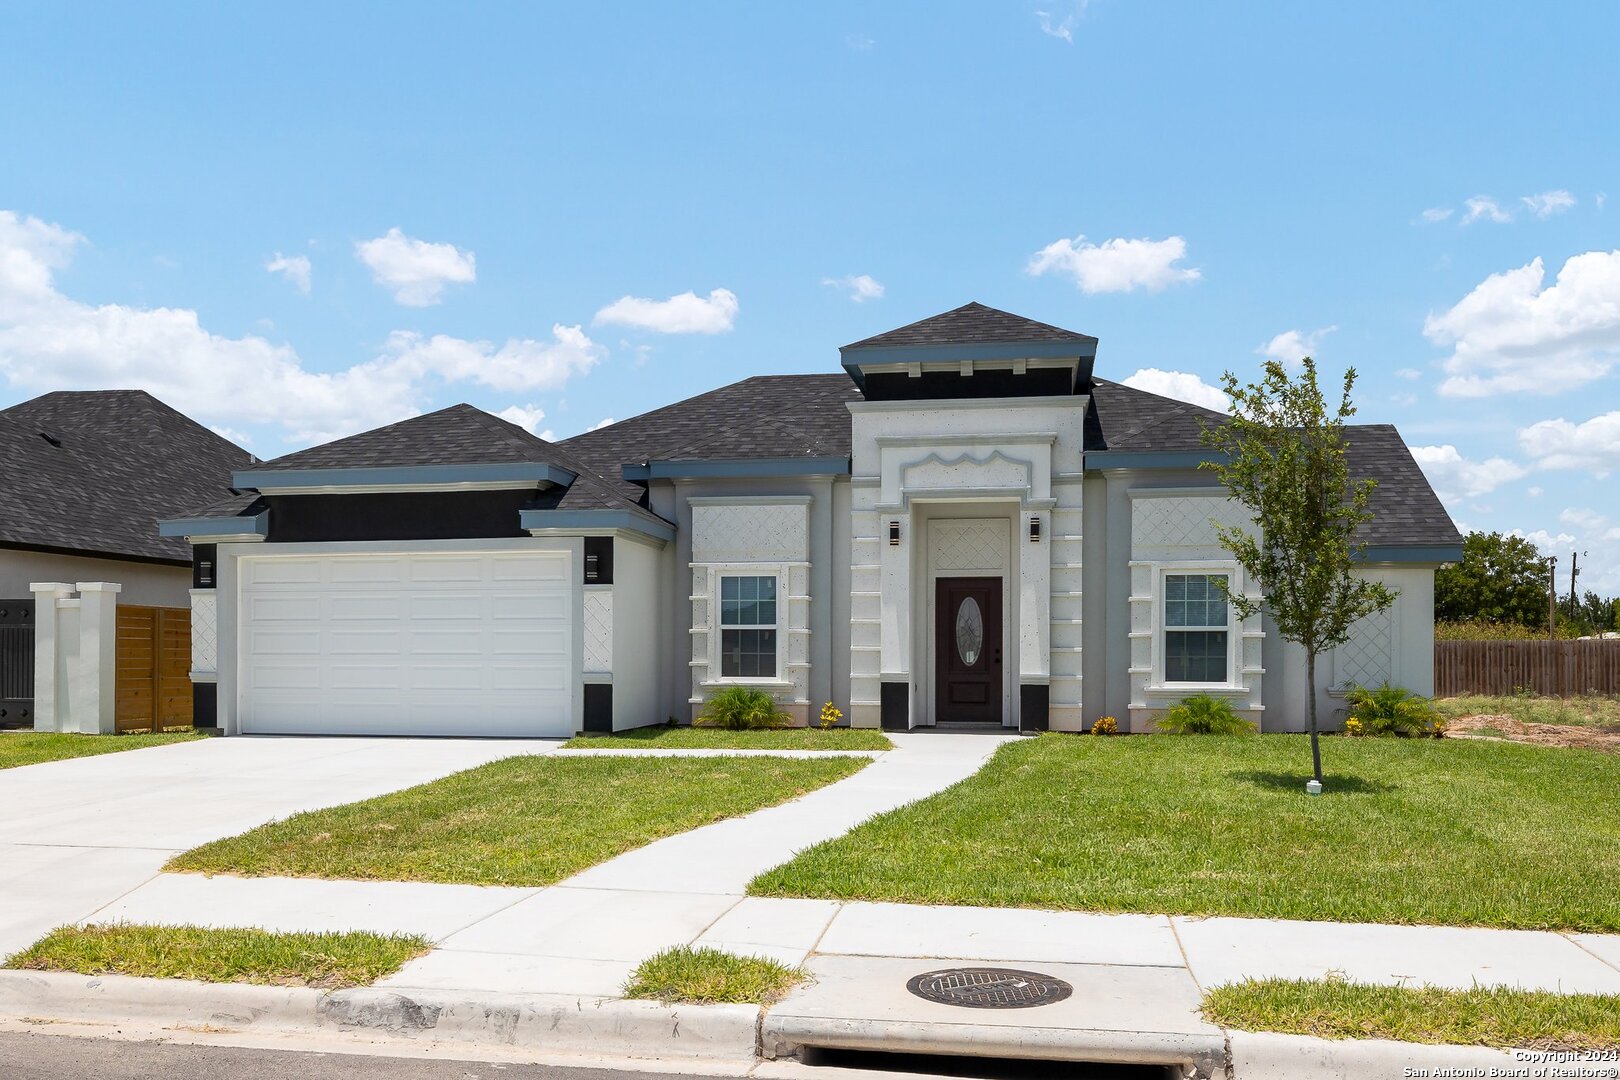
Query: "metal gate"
0 598 34 729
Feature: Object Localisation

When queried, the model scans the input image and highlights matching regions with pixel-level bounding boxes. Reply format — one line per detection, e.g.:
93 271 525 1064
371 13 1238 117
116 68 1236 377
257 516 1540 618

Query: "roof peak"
842 301 1095 352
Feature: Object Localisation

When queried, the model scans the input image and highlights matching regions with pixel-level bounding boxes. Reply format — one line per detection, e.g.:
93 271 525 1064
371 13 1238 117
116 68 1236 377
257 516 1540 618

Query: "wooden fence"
115 605 192 732
1434 639 1620 697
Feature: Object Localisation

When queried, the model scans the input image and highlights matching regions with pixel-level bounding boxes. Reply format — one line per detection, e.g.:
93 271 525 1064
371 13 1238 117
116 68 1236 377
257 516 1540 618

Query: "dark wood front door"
934 577 1003 725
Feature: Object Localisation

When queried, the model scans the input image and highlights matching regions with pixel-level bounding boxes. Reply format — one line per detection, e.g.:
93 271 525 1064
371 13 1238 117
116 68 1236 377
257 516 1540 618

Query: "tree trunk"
1306 648 1324 784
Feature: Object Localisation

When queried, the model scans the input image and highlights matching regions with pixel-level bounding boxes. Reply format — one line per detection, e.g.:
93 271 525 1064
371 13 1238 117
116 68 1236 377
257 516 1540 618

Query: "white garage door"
238 550 573 737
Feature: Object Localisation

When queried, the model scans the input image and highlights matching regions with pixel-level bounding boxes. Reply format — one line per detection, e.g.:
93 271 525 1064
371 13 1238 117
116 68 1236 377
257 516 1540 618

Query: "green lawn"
0 730 202 771
6 924 429 989
1436 693 1620 729
749 733 1620 931
170 754 867 886
623 945 802 1005
1203 978 1620 1052
563 726 892 751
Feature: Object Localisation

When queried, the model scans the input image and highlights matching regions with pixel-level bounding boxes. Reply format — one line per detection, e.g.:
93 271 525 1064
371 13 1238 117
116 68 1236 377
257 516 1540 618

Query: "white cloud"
1560 507 1608 531
209 424 253 447
594 288 738 334
845 33 874 51
355 227 476 307
1027 235 1201 294
1527 486 1543 497
1396 367 1422 380
822 274 885 302
1509 527 1575 553
1426 251 1620 397
1410 444 1528 503
1256 325 1336 369
0 210 600 446
497 404 546 435
1519 410 1620 477
1391 392 1417 407
588 417 615 432
1035 7 1080 42
264 252 311 294
377 325 601 394
1420 207 1454 223
1120 368 1229 411
1522 190 1576 218
1461 195 1513 225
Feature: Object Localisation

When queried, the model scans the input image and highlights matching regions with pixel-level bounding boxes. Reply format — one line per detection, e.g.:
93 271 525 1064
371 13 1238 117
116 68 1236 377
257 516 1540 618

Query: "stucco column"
73 582 121 734
28 582 73 732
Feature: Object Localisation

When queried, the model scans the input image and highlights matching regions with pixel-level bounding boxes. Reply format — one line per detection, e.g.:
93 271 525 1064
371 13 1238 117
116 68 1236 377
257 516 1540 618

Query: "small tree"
1202 357 1396 790
1435 531 1552 629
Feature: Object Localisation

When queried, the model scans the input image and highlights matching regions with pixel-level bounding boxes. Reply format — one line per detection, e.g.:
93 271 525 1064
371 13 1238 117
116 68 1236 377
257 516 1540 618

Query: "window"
1164 573 1229 683
720 574 777 678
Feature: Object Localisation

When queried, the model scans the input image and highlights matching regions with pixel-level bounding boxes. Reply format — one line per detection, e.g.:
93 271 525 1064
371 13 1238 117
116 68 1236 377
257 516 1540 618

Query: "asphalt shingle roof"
842 301 1096 351
565 372 1457 550
243 404 670 527
0 390 253 563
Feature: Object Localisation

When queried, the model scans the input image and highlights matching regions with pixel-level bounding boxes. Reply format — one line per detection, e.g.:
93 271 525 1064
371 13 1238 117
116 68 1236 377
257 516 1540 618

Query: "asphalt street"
0 1031 736 1080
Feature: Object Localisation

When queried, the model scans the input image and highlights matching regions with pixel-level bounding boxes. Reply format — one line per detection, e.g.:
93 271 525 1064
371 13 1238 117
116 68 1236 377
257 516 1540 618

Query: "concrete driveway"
0 736 557 958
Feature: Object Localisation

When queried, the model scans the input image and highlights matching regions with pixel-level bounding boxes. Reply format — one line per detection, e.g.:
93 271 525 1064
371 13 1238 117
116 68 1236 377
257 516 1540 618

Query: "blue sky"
2 2 1618 591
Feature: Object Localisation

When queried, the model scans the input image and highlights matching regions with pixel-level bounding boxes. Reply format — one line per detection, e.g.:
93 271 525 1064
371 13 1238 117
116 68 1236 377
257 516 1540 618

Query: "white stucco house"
160 303 1462 737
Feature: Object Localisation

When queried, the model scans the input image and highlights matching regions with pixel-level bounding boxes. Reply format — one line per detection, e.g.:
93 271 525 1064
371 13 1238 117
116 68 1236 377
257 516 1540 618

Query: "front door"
934 577 1003 725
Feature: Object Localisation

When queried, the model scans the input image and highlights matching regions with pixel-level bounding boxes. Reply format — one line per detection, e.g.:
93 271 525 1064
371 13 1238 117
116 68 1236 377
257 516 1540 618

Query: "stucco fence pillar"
30 581 122 734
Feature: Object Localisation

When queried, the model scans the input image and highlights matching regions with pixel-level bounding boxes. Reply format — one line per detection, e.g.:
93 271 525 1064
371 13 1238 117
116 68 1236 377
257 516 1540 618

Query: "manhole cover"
905 967 1073 1009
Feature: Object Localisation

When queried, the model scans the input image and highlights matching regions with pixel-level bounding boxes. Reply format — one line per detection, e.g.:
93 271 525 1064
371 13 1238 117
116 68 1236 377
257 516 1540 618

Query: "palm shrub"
1157 694 1255 735
1343 683 1442 737
695 687 791 730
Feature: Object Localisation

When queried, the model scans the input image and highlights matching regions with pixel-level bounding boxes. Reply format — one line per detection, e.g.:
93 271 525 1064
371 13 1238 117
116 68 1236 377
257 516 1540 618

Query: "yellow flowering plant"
818 701 843 730
1092 715 1118 735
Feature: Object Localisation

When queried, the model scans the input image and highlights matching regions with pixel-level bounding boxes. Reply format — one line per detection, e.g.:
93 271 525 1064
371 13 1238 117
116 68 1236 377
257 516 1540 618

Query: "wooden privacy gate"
1434 639 1620 697
0 598 34 729
115 604 192 732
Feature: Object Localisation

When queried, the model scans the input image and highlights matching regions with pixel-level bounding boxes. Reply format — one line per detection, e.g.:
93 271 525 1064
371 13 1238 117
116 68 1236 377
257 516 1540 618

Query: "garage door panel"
240 550 573 738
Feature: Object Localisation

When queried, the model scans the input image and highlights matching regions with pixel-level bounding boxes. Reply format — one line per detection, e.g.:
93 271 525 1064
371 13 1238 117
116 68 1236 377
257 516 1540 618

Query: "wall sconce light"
198 560 215 586
1029 516 1042 543
888 520 901 546
585 553 599 582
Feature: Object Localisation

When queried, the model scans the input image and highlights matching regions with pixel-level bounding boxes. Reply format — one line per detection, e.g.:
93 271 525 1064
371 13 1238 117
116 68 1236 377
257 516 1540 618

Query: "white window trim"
1147 561 1244 692
708 564 789 687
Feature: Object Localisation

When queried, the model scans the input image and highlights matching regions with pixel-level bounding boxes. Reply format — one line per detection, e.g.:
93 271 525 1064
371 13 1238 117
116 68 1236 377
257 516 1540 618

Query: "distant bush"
1435 619 1550 641
1157 695 1254 735
1343 683 1443 737
695 687 791 730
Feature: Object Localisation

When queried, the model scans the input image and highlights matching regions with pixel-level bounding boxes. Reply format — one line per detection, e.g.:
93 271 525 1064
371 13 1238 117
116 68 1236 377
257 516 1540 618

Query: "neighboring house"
0 390 253 727
161 303 1462 738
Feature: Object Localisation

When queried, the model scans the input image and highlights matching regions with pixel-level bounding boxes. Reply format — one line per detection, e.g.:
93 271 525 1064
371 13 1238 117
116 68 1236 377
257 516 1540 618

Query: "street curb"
0 971 761 1063
761 1014 1228 1079
1227 1030 1529 1078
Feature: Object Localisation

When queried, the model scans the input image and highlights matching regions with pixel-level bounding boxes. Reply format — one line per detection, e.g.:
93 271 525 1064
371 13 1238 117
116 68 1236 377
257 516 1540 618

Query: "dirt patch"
1447 714 1620 754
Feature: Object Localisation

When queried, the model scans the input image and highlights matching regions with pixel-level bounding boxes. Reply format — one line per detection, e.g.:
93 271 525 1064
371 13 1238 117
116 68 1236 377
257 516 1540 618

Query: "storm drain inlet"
905 967 1074 1010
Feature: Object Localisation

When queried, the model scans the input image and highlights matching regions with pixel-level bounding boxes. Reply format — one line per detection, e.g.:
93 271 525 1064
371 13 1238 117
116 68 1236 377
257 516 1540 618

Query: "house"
160 303 1462 738
0 390 253 728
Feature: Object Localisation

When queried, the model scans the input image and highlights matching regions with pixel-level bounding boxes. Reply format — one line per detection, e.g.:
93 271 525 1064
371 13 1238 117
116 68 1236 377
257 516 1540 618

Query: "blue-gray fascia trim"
621 456 851 481
1358 544 1465 564
233 462 577 491
1085 450 1229 470
519 509 676 542
158 511 269 539
839 339 1097 369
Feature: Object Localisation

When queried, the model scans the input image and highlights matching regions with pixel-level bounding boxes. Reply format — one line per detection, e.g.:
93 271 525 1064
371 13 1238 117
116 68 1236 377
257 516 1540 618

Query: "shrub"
818 701 843 730
696 687 791 730
1157 695 1255 735
1092 715 1119 735
1344 683 1442 737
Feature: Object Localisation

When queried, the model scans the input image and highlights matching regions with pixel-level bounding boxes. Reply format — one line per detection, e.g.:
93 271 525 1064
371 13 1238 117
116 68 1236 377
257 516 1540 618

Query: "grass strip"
6 923 430 989
1203 978 1620 1052
169 753 866 887
623 945 802 1005
0 731 201 771
750 733 1620 931
563 727 891 751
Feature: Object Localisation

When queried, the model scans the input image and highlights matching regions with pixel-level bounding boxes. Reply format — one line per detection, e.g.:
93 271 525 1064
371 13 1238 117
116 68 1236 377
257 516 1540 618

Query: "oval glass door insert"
955 596 984 666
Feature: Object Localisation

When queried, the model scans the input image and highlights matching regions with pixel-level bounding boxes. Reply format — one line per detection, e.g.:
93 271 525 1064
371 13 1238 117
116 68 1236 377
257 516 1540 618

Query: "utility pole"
1548 555 1558 640
1569 550 1582 613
